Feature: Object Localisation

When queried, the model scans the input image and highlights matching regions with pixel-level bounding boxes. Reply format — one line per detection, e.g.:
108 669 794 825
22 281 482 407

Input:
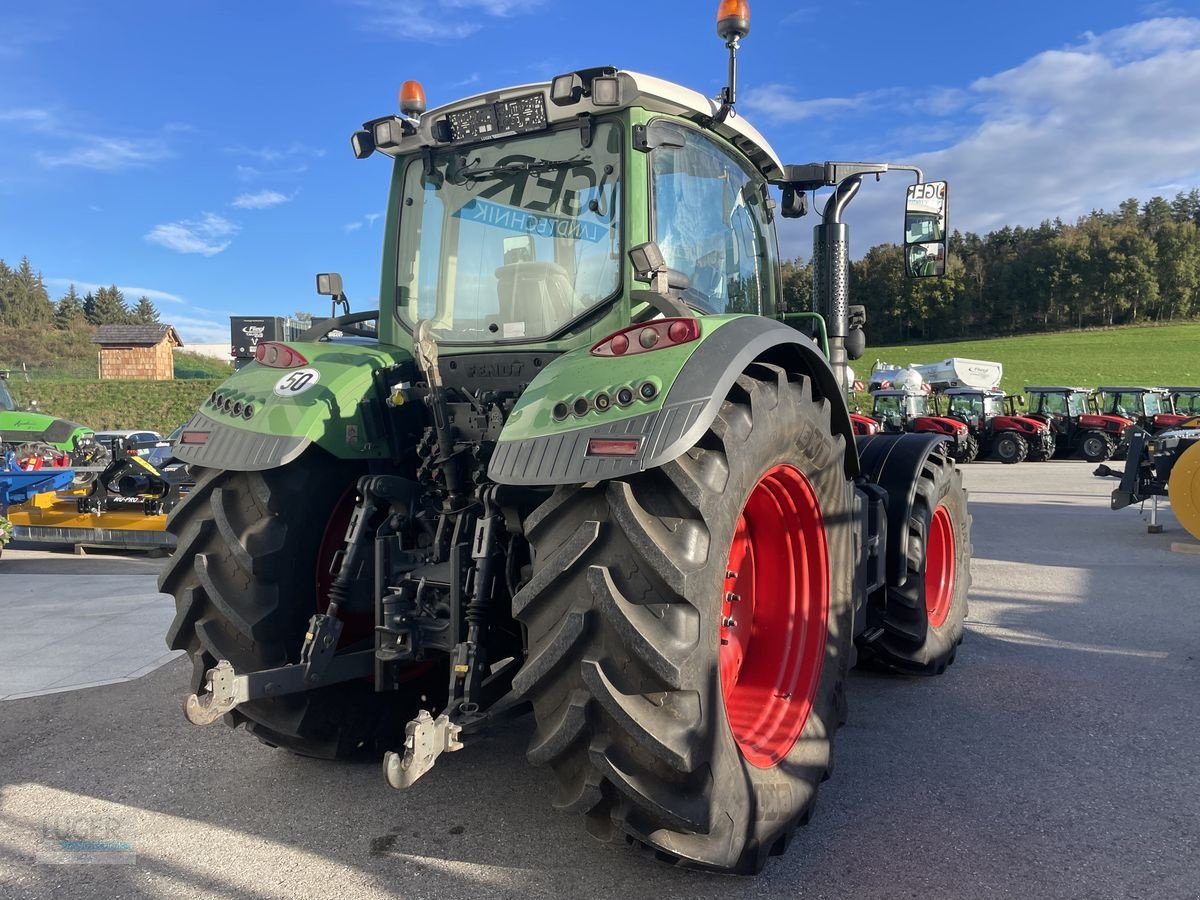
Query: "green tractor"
159 5 971 874
0 371 109 483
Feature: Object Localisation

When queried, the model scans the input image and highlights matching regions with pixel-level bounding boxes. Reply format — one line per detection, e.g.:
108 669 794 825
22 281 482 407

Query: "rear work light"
256 341 309 368
591 318 701 357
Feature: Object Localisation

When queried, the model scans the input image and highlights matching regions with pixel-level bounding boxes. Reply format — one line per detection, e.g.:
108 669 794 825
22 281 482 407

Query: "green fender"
488 315 858 485
172 341 414 472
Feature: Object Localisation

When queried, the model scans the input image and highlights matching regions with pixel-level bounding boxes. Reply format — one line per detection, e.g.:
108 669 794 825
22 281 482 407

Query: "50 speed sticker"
273 368 321 397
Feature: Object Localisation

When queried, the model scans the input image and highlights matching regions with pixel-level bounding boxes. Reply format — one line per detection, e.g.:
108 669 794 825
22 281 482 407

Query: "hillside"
868 322 1200 395
6 378 220 435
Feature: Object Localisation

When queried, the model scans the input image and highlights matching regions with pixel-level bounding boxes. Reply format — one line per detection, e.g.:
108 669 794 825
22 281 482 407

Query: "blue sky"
2 0 1199 345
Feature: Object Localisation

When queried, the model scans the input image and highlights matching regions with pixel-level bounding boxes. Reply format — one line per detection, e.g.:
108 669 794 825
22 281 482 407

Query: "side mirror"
316 273 344 297
904 181 948 278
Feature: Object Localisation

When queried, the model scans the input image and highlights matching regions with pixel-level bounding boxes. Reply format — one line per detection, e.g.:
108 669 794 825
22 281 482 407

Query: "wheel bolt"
725 592 740 603
726 570 737 579
722 616 736 628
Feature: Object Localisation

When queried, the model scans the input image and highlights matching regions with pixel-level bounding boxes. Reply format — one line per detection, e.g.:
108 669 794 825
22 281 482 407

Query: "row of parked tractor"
848 358 1200 465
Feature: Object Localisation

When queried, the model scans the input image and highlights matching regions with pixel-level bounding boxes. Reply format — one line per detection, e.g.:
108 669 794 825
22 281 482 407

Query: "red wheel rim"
720 464 829 768
924 503 956 628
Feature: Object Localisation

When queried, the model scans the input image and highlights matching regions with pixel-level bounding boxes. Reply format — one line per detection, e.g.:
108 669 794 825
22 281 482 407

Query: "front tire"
993 432 1028 464
1080 431 1114 463
514 365 853 873
158 451 442 759
857 448 971 675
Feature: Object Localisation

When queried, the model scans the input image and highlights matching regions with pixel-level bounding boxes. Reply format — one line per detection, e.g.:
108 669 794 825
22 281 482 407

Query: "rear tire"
158 451 442 759
857 449 972 675
993 432 1028 464
1080 431 1114 463
952 433 979 464
514 365 853 873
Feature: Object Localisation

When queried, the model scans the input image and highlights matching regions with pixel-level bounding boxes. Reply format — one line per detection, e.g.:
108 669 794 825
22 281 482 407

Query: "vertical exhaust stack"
813 179 861 393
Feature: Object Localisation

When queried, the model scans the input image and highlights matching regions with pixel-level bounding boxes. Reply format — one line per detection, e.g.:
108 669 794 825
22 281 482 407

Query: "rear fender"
856 432 951 585
488 315 858 485
172 341 414 471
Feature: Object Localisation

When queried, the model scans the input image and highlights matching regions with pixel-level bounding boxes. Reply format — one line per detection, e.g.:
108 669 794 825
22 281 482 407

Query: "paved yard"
0 461 1196 899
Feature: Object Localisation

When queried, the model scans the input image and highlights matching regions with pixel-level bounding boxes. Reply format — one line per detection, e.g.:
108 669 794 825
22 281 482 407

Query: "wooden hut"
91 324 183 381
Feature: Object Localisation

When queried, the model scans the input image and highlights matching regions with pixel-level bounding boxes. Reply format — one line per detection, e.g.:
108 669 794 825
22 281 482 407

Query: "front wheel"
514 365 853 873
857 448 972 675
952 433 979 464
1080 431 1114 463
993 432 1028 464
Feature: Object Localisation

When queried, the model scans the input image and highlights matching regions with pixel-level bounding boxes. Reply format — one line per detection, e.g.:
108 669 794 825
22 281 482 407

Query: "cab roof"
371 68 785 181
1096 386 1167 393
1025 386 1091 393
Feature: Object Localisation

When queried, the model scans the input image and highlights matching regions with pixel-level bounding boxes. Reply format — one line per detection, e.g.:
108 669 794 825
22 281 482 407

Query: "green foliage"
6 378 220 435
0 515 13 547
88 285 131 325
173 351 232 379
870 322 1200 397
849 190 1200 344
54 285 87 330
133 295 161 324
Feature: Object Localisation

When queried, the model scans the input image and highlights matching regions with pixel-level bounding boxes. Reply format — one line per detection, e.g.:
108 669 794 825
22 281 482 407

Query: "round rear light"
553 402 570 420
610 333 629 355
639 382 658 401
616 387 634 406
573 397 590 416
668 320 691 343
639 328 659 349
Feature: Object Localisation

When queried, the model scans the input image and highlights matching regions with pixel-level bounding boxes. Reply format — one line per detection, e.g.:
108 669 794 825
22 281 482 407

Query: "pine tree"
54 285 87 329
91 285 131 325
83 291 98 324
132 295 160 324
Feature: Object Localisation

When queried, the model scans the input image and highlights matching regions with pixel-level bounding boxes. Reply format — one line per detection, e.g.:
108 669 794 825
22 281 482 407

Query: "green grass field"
868 323 1200 395
7 378 220 435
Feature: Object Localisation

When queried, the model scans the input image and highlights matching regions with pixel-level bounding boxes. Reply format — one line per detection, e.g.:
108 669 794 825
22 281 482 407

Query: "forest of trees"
0 257 161 332
780 189 1200 345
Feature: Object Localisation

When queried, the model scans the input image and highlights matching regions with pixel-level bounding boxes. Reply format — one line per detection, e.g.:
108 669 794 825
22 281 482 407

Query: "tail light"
256 341 308 368
592 319 701 357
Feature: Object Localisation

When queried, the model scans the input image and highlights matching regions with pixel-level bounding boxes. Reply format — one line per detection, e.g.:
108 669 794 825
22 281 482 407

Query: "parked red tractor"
1163 387 1200 419
1024 386 1129 462
869 388 975 462
1094 386 1189 459
938 387 1054 463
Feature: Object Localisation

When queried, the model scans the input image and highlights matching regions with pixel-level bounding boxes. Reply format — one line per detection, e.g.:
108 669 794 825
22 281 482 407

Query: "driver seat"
495 261 575 337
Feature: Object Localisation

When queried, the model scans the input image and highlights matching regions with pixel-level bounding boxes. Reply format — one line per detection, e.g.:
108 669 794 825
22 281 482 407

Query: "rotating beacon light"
714 0 750 123
399 80 427 121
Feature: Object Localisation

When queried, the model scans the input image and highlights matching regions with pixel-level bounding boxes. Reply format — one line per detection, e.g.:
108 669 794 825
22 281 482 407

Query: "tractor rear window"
394 121 622 344
651 125 777 317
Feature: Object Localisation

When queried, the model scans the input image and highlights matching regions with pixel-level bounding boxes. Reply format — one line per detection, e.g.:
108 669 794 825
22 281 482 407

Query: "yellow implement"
1168 440 1200 541
6 490 173 551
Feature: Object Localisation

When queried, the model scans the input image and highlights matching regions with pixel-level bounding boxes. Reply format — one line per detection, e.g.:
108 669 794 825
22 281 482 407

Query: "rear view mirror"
904 181 948 278
316 273 344 296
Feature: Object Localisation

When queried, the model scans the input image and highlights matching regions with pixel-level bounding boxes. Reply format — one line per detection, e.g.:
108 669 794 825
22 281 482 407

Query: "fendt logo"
242 325 266 338
464 362 524 379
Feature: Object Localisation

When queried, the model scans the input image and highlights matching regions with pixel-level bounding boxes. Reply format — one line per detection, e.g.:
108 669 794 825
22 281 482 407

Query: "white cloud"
145 213 240 256
223 143 325 163
44 278 187 306
39 137 171 171
232 189 290 209
771 17 1200 257
344 210 385 233
0 108 53 127
352 0 543 42
741 84 869 122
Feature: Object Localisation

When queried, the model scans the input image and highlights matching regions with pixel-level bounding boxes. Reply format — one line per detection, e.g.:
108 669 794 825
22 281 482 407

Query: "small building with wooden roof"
91 324 183 381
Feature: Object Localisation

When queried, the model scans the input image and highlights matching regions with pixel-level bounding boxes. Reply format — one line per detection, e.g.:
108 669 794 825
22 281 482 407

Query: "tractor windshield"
946 394 983 421
395 121 622 344
873 394 904 428
1174 392 1200 416
0 379 13 411
1105 391 1156 417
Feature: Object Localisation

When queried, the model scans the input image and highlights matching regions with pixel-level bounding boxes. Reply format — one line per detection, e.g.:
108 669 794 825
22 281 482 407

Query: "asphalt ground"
0 460 1197 899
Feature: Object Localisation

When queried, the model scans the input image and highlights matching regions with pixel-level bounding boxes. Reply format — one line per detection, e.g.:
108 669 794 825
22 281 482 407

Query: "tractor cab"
871 388 927 431
1095 387 1187 433
1162 387 1200 418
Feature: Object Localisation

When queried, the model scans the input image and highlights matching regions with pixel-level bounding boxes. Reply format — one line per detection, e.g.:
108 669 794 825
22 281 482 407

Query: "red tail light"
591 318 701 357
255 341 309 368
586 437 643 457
